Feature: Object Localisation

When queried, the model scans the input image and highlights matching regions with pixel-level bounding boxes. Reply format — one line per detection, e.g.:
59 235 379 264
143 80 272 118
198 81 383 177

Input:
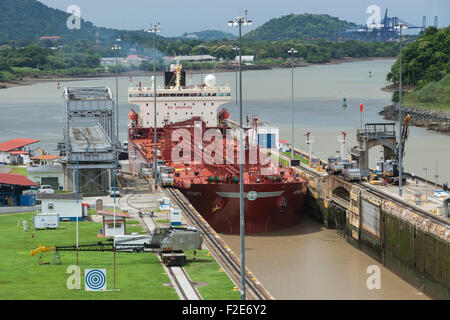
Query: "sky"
38 0 450 37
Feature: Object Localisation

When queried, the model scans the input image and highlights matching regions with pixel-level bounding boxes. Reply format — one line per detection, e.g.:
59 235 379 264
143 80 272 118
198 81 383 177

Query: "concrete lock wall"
306 177 450 299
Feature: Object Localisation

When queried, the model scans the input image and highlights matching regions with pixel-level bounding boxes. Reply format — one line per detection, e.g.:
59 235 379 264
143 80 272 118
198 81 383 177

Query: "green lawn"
0 212 177 300
8 166 28 177
281 151 310 165
183 250 240 300
0 212 241 300
126 220 140 225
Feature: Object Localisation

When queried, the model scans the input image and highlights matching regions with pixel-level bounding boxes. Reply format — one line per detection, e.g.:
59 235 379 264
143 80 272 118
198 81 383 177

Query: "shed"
97 209 132 237
0 173 37 206
37 193 84 221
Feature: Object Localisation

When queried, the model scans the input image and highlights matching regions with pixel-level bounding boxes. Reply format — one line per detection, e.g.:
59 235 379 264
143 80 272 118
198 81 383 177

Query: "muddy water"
221 215 429 300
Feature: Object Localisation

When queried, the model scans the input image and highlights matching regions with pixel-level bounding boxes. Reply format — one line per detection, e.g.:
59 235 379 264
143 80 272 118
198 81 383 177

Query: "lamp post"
232 45 239 122
228 11 252 301
287 48 297 161
394 23 408 197
148 23 161 183
199 45 206 86
111 39 121 146
423 167 428 202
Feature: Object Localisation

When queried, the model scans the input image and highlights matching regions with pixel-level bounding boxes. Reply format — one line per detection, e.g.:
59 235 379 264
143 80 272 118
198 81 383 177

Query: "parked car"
109 187 121 197
38 185 54 194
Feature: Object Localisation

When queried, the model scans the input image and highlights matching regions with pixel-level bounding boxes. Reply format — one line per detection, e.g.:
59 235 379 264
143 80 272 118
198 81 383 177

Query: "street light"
228 10 252 301
287 48 297 161
232 45 239 122
111 39 121 147
148 23 161 184
198 45 206 85
394 23 408 197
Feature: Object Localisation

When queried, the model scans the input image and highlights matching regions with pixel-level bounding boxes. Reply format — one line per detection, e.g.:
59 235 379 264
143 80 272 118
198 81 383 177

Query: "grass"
126 226 146 235
0 212 178 300
403 74 450 113
8 166 28 177
155 219 170 224
0 213 241 300
183 250 240 300
126 220 140 225
281 151 310 165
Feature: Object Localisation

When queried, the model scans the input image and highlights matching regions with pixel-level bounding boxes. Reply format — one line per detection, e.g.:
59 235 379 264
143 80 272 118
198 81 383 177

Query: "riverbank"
379 104 450 135
0 56 395 90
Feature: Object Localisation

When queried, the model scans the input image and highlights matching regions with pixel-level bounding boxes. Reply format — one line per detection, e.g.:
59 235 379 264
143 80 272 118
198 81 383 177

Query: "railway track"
165 265 202 300
165 187 274 300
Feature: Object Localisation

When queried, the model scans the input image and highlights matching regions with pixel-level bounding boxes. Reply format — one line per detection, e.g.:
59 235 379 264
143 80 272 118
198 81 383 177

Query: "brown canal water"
221 215 430 300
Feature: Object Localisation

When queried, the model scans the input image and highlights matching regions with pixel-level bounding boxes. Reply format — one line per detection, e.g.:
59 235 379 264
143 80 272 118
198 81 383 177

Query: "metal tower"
57 87 120 195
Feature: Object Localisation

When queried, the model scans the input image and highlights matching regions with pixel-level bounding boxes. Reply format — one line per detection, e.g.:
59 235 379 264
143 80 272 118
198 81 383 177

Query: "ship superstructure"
128 63 232 128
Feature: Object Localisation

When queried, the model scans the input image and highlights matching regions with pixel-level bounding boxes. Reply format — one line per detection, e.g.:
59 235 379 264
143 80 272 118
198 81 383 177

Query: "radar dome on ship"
204 74 216 87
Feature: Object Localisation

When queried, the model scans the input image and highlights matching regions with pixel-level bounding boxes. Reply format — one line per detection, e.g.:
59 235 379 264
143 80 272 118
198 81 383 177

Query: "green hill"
244 13 356 41
0 0 123 43
181 30 237 40
404 74 450 111
387 26 450 86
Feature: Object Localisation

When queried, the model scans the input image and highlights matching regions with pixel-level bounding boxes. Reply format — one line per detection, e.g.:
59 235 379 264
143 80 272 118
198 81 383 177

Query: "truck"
159 166 175 187
38 185 54 194
342 161 362 182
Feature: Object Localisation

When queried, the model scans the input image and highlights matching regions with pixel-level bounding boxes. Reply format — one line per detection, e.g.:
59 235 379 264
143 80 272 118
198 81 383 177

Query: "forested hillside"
244 13 356 40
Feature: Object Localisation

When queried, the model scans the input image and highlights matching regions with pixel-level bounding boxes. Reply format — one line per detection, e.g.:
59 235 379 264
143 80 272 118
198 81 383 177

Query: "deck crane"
378 114 410 184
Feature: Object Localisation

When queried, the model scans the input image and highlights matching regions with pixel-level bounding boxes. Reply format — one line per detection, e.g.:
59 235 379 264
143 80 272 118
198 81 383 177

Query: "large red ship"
127 62 308 234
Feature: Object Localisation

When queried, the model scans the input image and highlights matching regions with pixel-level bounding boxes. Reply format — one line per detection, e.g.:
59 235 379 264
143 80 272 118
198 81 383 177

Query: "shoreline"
379 104 450 135
0 56 395 90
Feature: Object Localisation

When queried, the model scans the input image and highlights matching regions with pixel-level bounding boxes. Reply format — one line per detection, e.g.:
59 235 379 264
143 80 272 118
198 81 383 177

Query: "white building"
0 139 39 165
234 55 254 63
27 155 64 190
97 210 131 237
100 57 126 66
37 193 85 221
164 55 217 62
248 124 280 150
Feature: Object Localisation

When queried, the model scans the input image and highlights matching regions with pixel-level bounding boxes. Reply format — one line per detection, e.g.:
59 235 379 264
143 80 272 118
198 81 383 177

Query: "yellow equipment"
30 245 56 257
367 174 382 185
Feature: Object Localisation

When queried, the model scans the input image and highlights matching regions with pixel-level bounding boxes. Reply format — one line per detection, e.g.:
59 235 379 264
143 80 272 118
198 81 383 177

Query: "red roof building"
0 173 37 186
0 139 39 152
31 155 61 161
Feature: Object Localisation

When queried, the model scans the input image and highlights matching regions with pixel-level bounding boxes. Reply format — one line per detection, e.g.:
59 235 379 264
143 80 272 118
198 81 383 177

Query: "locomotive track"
165 187 275 300
165 265 202 300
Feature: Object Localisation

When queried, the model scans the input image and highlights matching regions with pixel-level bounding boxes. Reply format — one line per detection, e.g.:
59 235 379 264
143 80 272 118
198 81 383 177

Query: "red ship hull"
127 122 308 234
178 182 306 234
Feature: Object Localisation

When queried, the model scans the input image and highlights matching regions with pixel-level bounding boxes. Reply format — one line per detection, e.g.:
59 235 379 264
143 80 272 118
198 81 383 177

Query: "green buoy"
342 97 347 109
